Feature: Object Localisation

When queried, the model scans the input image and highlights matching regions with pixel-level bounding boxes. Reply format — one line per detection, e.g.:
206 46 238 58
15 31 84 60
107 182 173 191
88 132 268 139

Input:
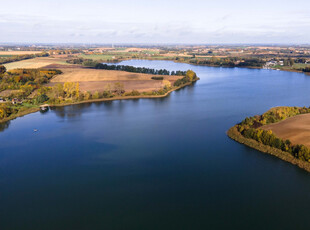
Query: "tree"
0 65 6 74
114 82 125 96
35 94 49 104
63 82 79 99
37 86 50 96
20 85 34 97
162 80 171 90
92 91 99 99
289 58 295 66
186 70 197 81
83 91 91 100
52 83 64 98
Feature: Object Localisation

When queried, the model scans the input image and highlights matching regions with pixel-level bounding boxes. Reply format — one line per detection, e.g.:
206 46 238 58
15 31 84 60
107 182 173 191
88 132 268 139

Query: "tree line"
95 63 187 76
189 57 265 68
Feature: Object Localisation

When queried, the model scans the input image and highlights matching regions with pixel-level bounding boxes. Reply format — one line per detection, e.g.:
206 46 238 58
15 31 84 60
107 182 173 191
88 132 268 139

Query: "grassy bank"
227 126 310 172
0 107 40 124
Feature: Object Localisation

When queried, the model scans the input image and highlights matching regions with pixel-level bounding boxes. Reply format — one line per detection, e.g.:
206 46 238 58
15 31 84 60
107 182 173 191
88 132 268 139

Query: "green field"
274 63 310 71
78 54 122 61
0 55 13 57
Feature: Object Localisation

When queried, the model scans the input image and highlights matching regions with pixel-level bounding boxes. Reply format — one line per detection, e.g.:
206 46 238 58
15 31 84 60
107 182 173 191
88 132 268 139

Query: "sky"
0 0 309 44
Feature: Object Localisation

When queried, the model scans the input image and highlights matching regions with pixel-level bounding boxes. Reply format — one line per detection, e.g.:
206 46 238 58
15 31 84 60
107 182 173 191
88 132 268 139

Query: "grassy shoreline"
0 79 198 124
227 126 310 173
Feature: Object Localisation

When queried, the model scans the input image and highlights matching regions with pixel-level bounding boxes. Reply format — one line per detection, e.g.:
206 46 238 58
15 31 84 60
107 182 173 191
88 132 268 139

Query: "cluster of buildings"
264 60 284 69
0 97 22 104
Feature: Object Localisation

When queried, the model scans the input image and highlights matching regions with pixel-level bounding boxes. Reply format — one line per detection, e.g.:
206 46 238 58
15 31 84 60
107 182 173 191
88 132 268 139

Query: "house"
11 98 22 105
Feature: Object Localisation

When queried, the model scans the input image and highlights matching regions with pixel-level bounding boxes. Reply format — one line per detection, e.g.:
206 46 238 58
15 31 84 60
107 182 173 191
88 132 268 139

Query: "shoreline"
227 126 310 173
109 57 310 75
0 80 197 124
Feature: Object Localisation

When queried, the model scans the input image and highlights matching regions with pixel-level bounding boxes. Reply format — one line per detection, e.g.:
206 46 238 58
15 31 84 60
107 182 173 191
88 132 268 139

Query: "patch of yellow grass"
4 57 68 71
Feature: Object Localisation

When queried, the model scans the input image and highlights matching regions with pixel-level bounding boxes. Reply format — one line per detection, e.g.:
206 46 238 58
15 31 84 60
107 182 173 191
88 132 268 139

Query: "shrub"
151 76 164 80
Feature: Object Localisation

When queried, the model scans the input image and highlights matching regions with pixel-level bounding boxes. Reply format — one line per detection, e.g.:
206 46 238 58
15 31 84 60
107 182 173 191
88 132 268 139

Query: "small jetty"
40 104 49 111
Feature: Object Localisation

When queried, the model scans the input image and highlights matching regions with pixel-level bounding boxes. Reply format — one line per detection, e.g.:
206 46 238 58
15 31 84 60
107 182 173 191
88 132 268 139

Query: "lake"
1 60 310 230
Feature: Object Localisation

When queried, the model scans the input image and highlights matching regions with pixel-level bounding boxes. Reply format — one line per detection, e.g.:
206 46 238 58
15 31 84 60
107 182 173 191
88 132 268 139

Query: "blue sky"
0 0 309 44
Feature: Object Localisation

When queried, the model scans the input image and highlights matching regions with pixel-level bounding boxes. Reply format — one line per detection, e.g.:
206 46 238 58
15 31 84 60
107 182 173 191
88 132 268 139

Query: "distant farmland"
4 57 68 70
0 51 43 55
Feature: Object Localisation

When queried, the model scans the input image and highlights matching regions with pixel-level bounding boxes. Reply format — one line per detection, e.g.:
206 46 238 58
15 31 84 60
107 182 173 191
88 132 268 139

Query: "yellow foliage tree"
186 70 197 81
162 80 171 89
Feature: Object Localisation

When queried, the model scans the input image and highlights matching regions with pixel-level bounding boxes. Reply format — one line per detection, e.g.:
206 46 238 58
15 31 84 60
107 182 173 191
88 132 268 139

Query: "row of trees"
240 106 310 129
47 82 126 104
189 57 265 68
241 127 310 162
95 63 187 76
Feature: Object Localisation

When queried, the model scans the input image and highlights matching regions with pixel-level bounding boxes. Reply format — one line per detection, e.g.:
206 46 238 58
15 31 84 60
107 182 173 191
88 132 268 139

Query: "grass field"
0 55 13 57
4 57 68 70
262 113 310 148
78 54 120 61
274 63 310 71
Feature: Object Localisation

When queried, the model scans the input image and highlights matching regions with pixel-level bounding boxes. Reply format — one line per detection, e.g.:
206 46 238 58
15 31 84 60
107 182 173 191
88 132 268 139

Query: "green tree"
35 94 49 104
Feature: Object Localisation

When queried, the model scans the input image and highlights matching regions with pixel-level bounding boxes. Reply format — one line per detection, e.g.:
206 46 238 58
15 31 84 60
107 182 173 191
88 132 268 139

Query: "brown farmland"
48 67 182 93
262 113 310 148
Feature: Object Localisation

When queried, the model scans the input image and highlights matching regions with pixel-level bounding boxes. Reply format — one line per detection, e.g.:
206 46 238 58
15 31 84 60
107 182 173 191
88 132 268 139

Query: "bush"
35 94 49 104
151 76 164 80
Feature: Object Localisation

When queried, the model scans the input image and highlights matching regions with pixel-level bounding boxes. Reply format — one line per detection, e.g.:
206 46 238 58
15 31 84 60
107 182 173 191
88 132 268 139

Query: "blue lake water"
1 60 310 229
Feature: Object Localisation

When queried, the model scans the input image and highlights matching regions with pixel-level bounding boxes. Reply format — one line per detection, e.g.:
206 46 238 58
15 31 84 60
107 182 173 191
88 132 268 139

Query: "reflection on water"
0 120 10 132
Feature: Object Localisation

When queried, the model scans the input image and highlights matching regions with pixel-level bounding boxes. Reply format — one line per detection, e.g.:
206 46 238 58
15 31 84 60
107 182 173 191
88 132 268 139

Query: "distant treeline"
66 58 187 76
0 53 49 65
189 57 265 68
95 63 187 76
235 107 310 162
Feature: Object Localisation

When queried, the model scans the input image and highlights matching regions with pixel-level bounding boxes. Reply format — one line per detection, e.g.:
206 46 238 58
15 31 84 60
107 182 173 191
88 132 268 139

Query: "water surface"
1 60 310 230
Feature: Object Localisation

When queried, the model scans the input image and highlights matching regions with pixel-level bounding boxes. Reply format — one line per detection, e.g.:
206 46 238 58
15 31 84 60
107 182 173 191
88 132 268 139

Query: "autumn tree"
113 82 125 96
162 80 171 90
52 83 64 98
63 82 79 99
92 91 100 99
83 91 91 100
186 70 197 81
